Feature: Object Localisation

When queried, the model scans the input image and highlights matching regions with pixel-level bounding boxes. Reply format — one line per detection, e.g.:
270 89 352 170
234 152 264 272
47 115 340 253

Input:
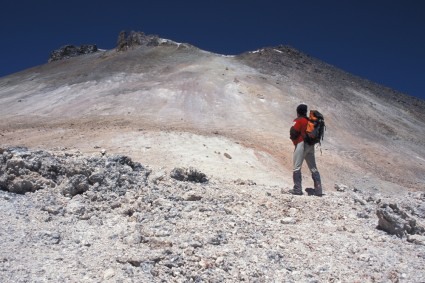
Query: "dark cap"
296 104 307 116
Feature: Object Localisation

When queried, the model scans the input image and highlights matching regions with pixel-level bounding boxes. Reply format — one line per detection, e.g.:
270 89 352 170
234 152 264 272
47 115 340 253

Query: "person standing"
289 104 323 196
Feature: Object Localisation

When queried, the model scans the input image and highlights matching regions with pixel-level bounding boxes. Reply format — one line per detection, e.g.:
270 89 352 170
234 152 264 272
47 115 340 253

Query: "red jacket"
290 116 308 145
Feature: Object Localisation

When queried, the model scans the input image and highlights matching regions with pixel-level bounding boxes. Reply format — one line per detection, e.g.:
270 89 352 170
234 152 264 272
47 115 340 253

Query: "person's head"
296 104 307 117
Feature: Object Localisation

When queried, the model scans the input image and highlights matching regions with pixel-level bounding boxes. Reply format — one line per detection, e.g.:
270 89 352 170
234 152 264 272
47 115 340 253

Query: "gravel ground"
1 147 424 282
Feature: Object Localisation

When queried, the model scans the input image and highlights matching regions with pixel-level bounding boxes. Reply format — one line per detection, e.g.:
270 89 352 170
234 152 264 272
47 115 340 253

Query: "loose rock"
0 147 425 282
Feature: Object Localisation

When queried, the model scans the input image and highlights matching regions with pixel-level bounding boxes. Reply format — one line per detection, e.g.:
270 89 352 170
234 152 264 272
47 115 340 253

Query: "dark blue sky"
1 0 424 100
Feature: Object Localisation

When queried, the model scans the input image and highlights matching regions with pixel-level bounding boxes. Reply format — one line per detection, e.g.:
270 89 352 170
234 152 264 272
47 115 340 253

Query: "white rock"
103 268 115 280
288 208 298 216
334 184 348 192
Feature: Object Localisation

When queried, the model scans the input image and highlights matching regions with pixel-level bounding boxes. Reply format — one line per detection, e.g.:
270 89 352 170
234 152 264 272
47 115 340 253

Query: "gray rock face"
116 31 160 51
116 30 180 51
48 44 98 62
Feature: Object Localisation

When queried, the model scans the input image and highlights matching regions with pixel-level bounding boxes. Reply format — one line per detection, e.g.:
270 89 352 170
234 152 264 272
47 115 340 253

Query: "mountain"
1 31 425 282
1 31 423 192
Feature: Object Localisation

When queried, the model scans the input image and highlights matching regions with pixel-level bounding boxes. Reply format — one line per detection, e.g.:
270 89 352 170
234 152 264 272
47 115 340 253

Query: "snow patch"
250 49 264 54
158 38 180 46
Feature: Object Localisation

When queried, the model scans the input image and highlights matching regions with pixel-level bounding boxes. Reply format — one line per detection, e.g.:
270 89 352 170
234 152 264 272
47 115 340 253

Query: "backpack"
305 110 325 145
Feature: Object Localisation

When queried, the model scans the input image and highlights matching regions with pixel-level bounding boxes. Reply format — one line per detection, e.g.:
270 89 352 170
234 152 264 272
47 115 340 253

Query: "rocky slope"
0 31 425 282
0 32 423 193
0 147 424 282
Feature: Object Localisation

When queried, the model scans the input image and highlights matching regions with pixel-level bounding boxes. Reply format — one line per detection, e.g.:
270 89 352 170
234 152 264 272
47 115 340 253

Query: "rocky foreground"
0 147 424 282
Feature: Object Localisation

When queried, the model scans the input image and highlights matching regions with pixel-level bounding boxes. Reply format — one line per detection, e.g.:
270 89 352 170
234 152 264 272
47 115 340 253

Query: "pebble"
281 217 296 224
103 268 115 280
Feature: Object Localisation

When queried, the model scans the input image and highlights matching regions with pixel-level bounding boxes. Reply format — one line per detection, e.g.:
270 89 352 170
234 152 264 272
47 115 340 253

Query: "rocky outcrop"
377 202 425 238
48 44 98 62
0 147 150 196
116 30 180 51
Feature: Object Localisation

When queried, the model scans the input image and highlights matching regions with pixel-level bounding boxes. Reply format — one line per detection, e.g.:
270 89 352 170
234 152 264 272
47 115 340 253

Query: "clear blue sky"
1 0 424 100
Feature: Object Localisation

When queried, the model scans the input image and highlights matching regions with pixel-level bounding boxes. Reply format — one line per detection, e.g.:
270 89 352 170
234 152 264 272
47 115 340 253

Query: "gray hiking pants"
293 141 319 173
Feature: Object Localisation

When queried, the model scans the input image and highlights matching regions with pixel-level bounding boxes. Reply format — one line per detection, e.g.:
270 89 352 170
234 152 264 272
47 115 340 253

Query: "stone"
88 171 104 185
150 171 167 184
61 175 89 196
48 45 98 62
1 146 425 282
103 268 115 280
407 234 425 245
281 217 296 224
37 231 61 245
66 198 86 216
376 203 425 238
170 167 208 183
116 31 162 51
124 231 142 245
288 208 298 217
116 31 127 51
335 184 348 192
9 178 34 194
6 158 25 175
42 205 63 215
234 179 256 186
184 192 202 201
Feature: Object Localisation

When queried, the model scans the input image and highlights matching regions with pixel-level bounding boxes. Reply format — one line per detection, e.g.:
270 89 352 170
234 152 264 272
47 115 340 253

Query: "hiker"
289 104 323 196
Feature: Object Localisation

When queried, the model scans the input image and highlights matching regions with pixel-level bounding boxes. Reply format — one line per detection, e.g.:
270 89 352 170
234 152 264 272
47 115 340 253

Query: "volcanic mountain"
1 31 425 282
0 31 424 193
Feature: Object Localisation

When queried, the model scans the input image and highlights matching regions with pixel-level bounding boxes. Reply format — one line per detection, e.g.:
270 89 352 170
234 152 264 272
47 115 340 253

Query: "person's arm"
290 119 301 141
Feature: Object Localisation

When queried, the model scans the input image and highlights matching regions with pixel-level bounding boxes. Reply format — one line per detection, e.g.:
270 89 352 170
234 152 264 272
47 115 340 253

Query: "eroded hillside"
0 32 424 193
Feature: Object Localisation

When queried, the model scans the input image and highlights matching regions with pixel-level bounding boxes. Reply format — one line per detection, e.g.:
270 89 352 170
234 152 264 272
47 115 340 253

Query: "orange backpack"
305 110 325 145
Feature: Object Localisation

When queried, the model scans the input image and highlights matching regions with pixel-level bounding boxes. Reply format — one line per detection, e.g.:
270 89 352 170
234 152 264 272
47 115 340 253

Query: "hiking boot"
290 170 303 195
312 171 323 197
305 187 315 196
289 189 303 195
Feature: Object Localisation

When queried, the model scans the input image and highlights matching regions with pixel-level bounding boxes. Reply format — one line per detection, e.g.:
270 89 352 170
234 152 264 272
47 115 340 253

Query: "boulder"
376 203 425 238
9 178 34 194
170 167 208 183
